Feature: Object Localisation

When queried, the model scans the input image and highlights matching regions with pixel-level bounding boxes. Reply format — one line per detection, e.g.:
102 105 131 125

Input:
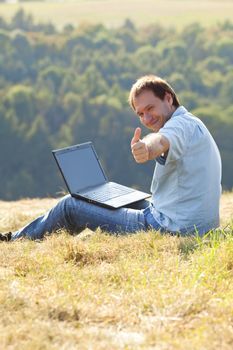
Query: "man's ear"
165 92 173 106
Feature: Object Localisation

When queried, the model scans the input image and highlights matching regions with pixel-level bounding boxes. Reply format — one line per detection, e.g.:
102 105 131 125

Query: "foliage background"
0 9 233 200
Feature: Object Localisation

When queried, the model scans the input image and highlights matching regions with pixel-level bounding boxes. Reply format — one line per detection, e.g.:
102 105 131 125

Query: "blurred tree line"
0 10 233 200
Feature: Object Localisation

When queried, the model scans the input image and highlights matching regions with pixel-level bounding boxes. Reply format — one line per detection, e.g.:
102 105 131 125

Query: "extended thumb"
131 127 142 146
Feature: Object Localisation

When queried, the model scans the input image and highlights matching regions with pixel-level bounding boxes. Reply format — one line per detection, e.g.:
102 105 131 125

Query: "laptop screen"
54 144 106 193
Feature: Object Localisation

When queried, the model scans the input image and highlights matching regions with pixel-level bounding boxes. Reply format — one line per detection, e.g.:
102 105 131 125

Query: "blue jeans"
11 195 162 240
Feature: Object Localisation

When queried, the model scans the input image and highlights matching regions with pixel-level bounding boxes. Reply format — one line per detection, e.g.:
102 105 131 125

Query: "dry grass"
0 0 233 29
0 193 233 349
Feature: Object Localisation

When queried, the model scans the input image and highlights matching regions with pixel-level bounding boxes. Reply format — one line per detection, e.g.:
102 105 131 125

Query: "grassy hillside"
1 0 233 29
0 193 233 349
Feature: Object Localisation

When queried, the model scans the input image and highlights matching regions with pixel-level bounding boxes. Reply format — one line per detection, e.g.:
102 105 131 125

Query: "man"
0 75 222 241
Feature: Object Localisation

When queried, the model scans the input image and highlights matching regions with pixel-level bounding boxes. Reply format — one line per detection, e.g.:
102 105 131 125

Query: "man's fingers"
131 142 144 151
131 132 149 163
131 141 149 163
134 156 148 163
131 127 142 146
131 147 147 156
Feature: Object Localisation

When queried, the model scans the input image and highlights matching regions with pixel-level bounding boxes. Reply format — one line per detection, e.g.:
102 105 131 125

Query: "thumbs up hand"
131 127 149 163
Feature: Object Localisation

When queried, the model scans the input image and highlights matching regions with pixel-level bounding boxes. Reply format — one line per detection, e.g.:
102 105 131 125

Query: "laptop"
52 142 150 209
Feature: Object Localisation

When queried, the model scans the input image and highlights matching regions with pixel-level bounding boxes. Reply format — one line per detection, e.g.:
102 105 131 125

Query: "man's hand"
131 127 150 163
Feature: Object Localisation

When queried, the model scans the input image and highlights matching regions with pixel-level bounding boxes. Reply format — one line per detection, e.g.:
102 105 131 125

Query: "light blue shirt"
150 106 222 235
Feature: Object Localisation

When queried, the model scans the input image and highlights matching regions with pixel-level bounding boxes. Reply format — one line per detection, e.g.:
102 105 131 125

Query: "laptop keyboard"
84 182 134 202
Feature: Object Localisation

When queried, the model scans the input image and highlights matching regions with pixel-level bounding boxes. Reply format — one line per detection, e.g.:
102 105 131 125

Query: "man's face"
133 90 175 132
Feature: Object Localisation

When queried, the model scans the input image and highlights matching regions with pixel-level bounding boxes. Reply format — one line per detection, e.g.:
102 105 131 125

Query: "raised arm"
131 127 170 163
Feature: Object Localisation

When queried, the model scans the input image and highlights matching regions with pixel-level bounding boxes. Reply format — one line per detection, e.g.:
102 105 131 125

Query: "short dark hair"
129 75 180 110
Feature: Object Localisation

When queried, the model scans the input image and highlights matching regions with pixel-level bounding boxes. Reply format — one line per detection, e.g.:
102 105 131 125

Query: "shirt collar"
171 106 187 118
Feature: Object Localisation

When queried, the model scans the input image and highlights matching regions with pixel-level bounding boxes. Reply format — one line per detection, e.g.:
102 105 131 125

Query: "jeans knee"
58 194 73 208
58 194 80 226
